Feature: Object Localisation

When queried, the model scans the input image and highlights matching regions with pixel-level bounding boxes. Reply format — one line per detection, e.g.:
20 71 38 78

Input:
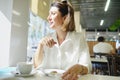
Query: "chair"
106 54 115 76
114 55 120 76
106 54 120 76
93 53 111 75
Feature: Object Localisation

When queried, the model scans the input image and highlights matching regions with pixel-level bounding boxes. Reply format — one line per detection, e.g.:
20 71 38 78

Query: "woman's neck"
56 31 67 45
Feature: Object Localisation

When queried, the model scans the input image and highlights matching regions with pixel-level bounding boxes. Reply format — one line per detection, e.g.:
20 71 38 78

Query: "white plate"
11 70 37 77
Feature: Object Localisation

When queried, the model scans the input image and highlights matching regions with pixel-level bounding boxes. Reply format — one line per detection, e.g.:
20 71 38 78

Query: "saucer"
11 70 37 77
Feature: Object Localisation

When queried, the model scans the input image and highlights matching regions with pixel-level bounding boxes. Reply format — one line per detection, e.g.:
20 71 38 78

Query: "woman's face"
47 7 65 30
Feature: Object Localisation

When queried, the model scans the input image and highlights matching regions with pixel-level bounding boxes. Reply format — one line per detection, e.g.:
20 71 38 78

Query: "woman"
34 1 91 80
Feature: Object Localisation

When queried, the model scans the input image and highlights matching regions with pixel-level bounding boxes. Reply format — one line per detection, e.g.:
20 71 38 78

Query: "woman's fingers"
62 72 78 80
62 64 82 80
62 73 71 80
40 37 56 47
47 37 56 47
62 70 70 79
71 73 78 80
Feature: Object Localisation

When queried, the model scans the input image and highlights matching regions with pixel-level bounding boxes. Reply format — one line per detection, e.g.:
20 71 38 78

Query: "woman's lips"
49 22 53 25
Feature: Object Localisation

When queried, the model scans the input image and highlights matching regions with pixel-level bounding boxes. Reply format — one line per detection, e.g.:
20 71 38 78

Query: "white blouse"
38 31 92 73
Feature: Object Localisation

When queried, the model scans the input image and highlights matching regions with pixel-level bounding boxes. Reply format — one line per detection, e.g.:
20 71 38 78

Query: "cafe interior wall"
0 0 30 67
0 0 12 67
9 0 30 67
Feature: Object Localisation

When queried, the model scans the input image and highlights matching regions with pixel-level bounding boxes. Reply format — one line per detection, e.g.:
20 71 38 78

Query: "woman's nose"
47 15 51 21
47 16 49 21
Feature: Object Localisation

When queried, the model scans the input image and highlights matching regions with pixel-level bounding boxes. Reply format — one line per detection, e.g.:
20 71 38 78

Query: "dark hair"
51 1 68 17
97 36 105 42
50 1 75 32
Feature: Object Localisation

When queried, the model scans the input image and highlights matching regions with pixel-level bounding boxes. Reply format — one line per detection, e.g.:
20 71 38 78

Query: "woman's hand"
62 64 87 80
40 36 56 48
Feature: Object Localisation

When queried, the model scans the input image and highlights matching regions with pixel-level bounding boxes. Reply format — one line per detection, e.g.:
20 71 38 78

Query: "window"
27 11 53 62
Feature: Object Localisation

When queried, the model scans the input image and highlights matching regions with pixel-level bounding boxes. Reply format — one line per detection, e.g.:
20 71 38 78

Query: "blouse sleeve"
78 33 92 73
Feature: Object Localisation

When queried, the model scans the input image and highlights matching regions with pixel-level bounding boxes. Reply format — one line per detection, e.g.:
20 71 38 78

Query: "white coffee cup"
17 62 33 74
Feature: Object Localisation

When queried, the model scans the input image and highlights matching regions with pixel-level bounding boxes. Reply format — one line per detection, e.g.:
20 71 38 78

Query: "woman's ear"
63 15 67 20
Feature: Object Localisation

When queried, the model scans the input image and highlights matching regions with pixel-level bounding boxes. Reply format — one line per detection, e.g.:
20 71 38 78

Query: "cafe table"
0 67 120 80
91 57 108 63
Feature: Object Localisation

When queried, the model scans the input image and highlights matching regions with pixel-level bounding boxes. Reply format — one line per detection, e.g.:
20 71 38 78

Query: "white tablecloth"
1 70 120 80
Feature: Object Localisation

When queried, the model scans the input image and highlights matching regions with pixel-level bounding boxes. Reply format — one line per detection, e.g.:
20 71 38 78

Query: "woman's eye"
51 12 56 15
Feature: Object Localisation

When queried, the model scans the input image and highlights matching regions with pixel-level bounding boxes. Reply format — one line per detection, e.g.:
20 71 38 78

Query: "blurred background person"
93 36 115 55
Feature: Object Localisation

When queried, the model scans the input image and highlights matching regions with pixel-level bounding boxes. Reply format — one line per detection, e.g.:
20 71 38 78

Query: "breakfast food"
50 71 57 75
